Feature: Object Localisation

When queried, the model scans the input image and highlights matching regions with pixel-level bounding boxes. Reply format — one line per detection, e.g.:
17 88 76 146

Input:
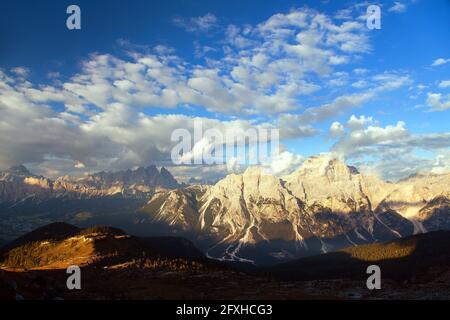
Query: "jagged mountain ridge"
139 155 450 265
0 165 180 203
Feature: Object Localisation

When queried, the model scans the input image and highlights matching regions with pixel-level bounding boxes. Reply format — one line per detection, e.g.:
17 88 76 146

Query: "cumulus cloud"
74 162 86 169
346 114 374 130
329 121 344 137
438 80 450 88
0 6 446 182
431 58 450 67
6 8 376 119
426 92 450 111
371 72 412 91
333 121 409 158
56 49 315 115
0 67 309 176
431 153 450 175
10 67 30 77
388 2 407 13
330 115 450 179
297 92 375 124
268 151 304 176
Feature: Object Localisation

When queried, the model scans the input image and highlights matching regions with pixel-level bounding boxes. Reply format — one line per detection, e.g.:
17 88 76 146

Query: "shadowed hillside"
266 231 450 281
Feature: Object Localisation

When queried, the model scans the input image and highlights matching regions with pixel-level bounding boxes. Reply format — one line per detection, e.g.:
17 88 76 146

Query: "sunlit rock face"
140 155 450 265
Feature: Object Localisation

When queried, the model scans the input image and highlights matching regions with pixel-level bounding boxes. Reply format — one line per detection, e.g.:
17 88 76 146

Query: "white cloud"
194 41 217 58
346 114 374 130
426 92 450 111
352 80 368 88
0 7 445 180
372 73 412 91
297 92 374 124
353 68 368 75
431 153 450 175
333 121 409 158
74 162 86 169
58 50 316 115
268 151 303 176
10 67 30 77
388 2 407 13
431 58 450 67
276 114 318 139
328 72 348 87
10 8 376 119
329 121 344 137
416 84 427 90
438 80 450 88
330 116 450 180
0 63 324 175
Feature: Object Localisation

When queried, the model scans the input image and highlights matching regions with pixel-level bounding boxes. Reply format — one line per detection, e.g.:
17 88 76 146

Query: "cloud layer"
0 6 449 181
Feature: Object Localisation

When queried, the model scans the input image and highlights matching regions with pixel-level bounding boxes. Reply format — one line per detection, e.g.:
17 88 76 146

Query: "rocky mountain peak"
158 167 180 189
82 165 180 189
242 166 267 178
290 155 358 182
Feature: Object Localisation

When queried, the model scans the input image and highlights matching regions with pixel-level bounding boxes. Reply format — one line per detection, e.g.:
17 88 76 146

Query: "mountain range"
138 155 450 265
0 164 180 202
1 155 449 266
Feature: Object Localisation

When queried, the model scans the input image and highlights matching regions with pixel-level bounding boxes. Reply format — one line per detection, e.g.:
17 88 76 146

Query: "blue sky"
0 0 449 181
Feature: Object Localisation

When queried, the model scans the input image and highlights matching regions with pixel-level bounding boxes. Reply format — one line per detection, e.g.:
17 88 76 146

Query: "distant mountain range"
0 165 181 242
0 164 180 202
0 155 449 266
